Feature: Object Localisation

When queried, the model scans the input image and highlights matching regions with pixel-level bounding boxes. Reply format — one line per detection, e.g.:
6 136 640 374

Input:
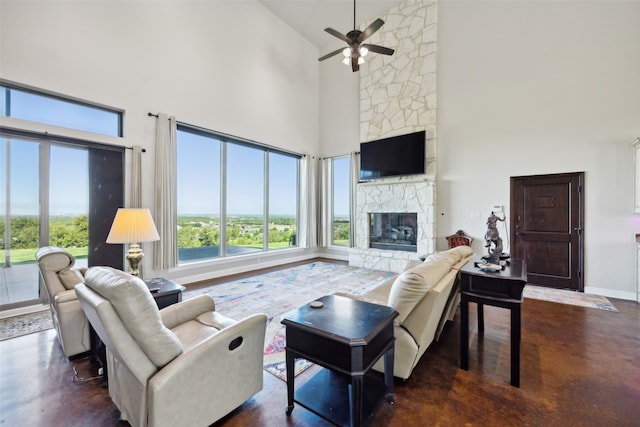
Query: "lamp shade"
106 208 160 244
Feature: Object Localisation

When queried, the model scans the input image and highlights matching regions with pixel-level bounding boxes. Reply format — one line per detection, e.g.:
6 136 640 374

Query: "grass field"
3 247 88 265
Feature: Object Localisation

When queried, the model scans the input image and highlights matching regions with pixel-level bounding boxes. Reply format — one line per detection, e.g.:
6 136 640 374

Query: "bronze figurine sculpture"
484 211 505 258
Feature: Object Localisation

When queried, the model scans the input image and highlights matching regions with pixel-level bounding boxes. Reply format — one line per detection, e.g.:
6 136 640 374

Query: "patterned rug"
523 285 618 312
0 310 53 341
184 261 397 381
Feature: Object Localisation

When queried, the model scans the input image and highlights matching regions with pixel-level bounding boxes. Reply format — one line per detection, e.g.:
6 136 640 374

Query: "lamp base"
126 243 144 277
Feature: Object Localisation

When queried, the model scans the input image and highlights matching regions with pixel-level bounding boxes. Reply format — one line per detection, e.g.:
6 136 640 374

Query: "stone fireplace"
369 212 417 252
349 1 438 273
350 179 435 272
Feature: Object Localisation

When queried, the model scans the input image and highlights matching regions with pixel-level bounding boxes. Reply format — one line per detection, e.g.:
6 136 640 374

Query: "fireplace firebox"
369 213 417 252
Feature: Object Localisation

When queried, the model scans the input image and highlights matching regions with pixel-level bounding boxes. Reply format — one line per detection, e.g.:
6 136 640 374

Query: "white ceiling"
259 0 405 52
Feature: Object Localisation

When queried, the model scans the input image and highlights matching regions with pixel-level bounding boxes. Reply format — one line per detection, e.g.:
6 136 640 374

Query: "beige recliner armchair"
75 266 267 427
35 246 91 358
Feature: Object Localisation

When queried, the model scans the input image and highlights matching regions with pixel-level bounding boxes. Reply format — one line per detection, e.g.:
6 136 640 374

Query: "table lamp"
106 208 160 276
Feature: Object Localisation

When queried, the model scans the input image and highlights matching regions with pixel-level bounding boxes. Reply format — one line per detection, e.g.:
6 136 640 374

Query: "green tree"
177 226 200 248
11 217 39 249
73 215 89 246
198 226 219 247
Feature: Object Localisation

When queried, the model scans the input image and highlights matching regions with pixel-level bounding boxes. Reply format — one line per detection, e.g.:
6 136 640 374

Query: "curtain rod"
126 146 146 152
0 126 144 152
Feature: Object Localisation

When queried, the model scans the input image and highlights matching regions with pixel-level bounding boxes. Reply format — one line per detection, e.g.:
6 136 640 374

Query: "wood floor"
1 264 639 426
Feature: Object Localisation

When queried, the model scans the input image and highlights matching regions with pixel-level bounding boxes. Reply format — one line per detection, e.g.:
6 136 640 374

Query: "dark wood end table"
145 277 185 309
459 259 527 387
281 294 398 427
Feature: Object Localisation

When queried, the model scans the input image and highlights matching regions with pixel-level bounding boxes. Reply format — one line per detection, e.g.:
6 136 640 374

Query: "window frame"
1 80 124 137
330 155 351 247
176 123 301 264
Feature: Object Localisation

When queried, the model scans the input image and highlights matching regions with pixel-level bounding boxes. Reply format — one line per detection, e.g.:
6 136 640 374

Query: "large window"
176 125 299 263
268 152 298 249
331 156 350 246
226 143 264 255
1 82 123 137
1 83 123 311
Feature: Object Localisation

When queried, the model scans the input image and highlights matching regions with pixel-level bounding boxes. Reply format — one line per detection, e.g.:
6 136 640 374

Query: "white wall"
319 60 360 157
437 0 640 299
0 0 321 282
3 1 639 299
318 0 640 299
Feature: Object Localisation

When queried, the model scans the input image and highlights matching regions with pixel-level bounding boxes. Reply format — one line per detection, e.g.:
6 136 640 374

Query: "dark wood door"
510 172 584 291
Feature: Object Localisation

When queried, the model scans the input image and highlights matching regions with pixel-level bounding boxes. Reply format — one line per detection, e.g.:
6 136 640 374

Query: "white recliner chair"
35 246 91 358
75 266 267 427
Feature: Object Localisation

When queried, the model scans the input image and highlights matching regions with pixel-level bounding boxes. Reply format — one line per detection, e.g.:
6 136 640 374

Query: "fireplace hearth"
369 213 417 252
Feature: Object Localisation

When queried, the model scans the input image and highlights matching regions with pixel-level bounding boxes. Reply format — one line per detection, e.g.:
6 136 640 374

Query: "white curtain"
320 158 332 247
130 145 143 208
349 151 359 247
299 155 320 248
153 113 178 270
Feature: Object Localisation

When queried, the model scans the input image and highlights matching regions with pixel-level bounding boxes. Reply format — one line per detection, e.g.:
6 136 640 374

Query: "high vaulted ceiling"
259 0 405 52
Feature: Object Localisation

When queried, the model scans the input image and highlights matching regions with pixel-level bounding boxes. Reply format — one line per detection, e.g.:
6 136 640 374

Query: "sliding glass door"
1 137 42 308
0 136 89 310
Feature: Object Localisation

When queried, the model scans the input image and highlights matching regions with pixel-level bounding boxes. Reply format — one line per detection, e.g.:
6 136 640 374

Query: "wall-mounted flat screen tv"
359 130 426 181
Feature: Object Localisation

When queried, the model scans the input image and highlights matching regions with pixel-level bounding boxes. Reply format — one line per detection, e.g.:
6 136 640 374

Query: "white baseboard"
585 286 638 302
168 248 322 286
0 304 49 320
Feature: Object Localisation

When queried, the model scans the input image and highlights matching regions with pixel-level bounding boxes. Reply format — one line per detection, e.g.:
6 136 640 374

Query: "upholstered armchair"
75 266 267 427
446 230 473 249
35 246 91 358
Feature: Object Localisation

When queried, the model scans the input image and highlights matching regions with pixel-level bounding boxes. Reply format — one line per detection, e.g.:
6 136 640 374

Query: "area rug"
183 261 397 381
0 310 53 341
523 285 618 312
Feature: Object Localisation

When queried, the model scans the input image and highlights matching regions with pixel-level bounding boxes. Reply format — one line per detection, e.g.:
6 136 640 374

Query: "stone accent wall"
350 179 435 272
349 0 438 272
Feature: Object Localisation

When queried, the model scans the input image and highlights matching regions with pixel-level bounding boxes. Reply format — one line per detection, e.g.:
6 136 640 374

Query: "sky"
332 156 350 217
176 128 299 216
2 86 349 218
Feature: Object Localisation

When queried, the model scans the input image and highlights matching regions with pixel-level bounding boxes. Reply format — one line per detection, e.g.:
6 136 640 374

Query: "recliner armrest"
160 295 216 329
54 288 80 304
147 313 267 427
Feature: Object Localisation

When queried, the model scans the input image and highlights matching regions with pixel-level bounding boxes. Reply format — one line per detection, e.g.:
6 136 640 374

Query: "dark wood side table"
145 277 185 309
459 259 527 387
281 294 398 427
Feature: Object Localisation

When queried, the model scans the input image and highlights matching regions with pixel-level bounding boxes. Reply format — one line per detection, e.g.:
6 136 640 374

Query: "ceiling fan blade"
358 18 384 43
351 56 359 73
318 48 344 62
324 27 351 44
361 44 395 56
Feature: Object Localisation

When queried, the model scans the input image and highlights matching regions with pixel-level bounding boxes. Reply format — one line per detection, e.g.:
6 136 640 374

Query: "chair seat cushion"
85 266 183 368
195 311 237 330
171 320 220 352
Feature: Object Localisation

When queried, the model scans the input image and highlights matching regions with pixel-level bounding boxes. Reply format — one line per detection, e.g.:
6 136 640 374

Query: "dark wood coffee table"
281 294 398 427
459 259 527 387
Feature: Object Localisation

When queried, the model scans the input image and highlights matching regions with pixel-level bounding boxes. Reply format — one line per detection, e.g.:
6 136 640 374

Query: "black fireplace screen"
369 213 417 252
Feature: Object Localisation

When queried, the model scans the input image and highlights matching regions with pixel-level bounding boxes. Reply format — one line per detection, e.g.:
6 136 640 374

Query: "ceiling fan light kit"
318 0 395 72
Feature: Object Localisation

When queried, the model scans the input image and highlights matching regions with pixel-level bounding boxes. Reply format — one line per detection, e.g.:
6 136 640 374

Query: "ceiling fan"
318 0 395 72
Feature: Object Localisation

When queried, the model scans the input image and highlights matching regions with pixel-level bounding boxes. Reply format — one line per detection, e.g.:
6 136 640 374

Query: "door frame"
510 172 584 291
